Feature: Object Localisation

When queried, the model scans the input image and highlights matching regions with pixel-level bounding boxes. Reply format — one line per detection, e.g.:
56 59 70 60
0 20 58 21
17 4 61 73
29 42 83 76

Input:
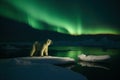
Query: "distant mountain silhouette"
0 16 120 42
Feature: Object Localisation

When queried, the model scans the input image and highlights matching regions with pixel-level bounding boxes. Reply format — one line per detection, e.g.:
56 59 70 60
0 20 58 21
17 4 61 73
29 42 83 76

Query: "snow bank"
78 54 110 62
0 58 87 80
13 56 75 65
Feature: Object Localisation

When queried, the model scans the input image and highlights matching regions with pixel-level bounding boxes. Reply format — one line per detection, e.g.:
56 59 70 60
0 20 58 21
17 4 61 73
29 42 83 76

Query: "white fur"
30 39 52 56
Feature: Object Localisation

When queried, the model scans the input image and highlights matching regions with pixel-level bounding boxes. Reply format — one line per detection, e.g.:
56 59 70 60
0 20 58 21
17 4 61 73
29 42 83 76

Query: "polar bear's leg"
30 49 35 56
30 44 36 56
41 48 44 56
45 47 48 56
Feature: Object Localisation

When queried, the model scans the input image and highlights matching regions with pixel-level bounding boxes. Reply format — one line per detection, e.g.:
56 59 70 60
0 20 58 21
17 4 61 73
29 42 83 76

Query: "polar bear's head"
46 39 52 46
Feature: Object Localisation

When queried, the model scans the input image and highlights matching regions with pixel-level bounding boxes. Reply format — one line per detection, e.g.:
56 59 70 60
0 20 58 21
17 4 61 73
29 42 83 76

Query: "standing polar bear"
30 39 52 56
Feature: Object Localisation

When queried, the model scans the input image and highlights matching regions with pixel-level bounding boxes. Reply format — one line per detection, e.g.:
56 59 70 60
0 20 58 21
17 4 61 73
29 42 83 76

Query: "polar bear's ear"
48 39 51 42
47 39 52 44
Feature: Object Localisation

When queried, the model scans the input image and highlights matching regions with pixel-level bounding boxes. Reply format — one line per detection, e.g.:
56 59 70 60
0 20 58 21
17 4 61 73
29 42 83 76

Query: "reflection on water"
78 61 110 70
50 46 120 80
61 61 110 70
53 50 82 61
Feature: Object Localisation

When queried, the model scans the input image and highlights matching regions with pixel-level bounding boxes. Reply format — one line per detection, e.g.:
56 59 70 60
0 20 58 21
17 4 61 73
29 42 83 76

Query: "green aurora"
0 0 119 35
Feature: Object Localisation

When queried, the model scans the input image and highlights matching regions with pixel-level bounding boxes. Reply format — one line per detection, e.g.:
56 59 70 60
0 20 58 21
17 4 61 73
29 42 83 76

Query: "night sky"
0 0 120 36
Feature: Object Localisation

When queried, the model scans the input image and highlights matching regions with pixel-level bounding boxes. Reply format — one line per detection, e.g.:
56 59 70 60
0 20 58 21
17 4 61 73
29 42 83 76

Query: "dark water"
0 46 120 80
49 46 120 80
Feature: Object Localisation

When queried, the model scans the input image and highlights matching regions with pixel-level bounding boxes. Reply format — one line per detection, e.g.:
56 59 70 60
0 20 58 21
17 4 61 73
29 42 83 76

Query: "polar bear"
30 41 40 56
30 39 52 56
41 39 52 56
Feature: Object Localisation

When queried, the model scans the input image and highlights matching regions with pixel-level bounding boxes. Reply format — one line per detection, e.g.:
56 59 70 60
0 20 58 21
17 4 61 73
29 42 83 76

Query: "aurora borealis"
0 0 119 35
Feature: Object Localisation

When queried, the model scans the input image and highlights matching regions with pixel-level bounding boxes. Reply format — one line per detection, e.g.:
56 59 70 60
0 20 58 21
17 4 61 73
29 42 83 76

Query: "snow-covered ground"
0 56 87 80
14 56 75 65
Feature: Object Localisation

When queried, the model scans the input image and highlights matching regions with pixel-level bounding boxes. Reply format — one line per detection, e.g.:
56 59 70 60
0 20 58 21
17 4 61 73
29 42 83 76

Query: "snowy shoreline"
0 56 87 80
